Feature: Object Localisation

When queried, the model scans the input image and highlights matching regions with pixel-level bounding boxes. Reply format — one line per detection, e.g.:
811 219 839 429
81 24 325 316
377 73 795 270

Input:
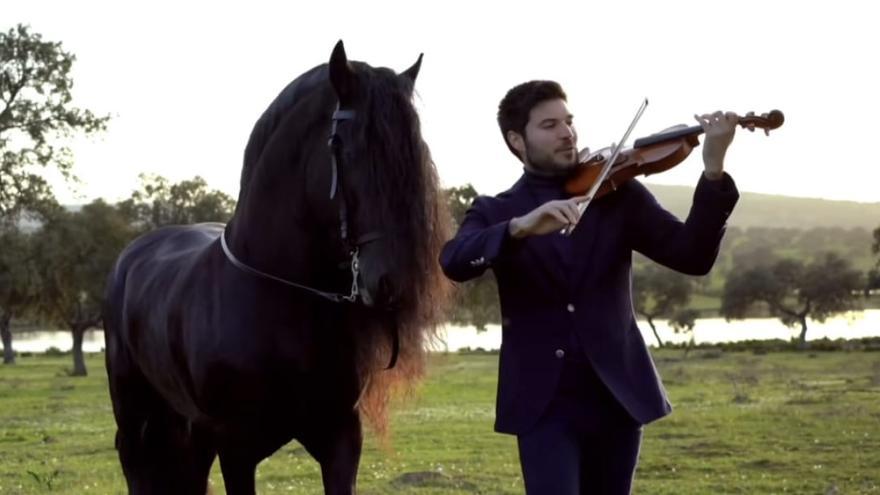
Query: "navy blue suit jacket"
440 173 739 435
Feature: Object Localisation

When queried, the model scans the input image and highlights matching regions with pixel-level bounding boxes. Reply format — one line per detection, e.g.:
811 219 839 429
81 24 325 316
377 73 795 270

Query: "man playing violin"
439 80 739 494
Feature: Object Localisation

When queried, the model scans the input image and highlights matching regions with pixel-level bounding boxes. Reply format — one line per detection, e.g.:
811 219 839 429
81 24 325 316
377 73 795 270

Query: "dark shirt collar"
522 168 567 197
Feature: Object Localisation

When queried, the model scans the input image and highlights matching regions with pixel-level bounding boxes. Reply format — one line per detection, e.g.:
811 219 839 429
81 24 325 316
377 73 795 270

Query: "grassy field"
1 350 878 494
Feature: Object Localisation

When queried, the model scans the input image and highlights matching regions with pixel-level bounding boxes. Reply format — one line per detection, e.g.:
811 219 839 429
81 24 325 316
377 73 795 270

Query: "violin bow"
563 98 649 236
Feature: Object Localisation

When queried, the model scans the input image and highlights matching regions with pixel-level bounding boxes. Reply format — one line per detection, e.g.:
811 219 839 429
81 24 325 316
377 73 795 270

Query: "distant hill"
644 184 880 230
11 191 880 232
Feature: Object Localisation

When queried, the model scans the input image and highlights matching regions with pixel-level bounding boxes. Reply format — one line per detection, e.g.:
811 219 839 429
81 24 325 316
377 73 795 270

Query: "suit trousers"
516 357 643 494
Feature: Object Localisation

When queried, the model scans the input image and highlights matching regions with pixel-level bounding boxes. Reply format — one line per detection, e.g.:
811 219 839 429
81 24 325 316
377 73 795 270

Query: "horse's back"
109 222 222 291
118 221 222 268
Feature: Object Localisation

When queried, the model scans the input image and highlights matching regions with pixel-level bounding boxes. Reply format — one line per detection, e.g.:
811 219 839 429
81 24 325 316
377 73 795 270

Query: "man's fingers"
548 204 576 225
564 202 581 224
538 199 586 228
549 210 570 226
553 200 580 224
698 110 739 127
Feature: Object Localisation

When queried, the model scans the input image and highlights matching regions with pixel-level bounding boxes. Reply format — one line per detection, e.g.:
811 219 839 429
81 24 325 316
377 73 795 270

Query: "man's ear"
507 130 526 158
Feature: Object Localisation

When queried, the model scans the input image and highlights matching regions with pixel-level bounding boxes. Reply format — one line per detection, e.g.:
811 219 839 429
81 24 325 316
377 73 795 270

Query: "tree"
632 262 699 348
872 227 880 259
867 268 880 296
1 24 109 223
31 200 133 375
0 226 40 364
117 173 235 232
446 184 479 226
721 253 863 349
443 185 501 330
868 226 880 295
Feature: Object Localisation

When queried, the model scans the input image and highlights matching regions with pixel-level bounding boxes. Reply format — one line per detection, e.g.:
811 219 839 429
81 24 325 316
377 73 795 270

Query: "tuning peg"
743 111 756 132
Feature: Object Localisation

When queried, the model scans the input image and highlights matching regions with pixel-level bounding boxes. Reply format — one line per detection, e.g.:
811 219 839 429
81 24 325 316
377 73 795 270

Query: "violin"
563 110 785 198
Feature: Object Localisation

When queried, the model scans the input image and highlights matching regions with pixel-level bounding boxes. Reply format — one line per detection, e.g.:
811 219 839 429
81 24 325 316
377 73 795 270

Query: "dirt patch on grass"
391 471 477 491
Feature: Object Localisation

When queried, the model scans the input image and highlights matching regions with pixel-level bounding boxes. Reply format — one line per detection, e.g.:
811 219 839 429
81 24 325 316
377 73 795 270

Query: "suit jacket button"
555 349 565 358
566 303 575 313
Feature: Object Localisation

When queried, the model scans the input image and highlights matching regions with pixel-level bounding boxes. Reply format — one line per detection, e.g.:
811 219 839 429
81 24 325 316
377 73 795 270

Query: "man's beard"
526 145 577 177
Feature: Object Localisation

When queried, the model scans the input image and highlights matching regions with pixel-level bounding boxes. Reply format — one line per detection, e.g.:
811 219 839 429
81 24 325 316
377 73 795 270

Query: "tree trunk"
683 335 695 359
647 317 664 348
1 312 14 365
71 324 87 376
797 316 809 350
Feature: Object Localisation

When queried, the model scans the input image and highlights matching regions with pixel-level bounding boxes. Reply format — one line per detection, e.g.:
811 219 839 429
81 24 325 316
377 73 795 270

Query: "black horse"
103 41 451 494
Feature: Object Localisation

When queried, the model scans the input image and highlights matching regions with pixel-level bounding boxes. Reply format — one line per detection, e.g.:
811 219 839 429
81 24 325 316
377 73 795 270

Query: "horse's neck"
226 164 315 280
228 87 335 280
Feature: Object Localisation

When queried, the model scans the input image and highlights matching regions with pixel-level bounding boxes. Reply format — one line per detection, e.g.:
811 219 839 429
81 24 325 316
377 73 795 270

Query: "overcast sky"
6 0 878 205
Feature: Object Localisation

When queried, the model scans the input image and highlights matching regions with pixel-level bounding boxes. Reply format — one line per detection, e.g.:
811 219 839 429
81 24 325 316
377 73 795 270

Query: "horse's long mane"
240 64 328 193
240 61 453 434
346 65 453 434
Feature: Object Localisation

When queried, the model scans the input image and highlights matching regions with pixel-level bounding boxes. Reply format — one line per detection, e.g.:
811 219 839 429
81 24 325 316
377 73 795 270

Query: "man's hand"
694 111 738 180
508 195 589 239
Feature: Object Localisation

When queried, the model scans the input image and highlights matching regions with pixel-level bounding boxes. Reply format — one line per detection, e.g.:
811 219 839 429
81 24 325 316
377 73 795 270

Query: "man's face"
512 98 578 175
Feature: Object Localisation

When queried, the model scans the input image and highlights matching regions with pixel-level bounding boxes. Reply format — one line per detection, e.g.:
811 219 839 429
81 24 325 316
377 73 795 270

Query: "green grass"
1 350 879 494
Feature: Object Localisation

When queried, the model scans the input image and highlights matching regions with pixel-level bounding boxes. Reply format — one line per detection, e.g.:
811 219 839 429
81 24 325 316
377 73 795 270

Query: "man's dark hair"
497 80 567 158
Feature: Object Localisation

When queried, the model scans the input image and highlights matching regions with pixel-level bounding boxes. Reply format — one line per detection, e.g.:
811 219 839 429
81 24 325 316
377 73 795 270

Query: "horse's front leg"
218 450 258 495
304 411 363 495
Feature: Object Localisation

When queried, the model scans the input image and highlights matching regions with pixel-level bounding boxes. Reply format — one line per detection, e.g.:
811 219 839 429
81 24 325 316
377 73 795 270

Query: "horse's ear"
329 40 356 104
401 53 423 86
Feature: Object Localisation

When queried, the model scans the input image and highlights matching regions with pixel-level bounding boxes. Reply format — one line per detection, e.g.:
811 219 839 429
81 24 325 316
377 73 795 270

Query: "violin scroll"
740 110 784 136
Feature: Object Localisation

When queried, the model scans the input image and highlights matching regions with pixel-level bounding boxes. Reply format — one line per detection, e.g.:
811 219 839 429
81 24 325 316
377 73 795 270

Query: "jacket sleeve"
439 197 522 282
628 173 739 275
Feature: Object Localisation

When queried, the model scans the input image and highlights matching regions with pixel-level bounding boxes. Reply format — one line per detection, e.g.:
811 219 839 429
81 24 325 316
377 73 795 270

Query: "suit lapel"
505 180 570 293
568 198 605 291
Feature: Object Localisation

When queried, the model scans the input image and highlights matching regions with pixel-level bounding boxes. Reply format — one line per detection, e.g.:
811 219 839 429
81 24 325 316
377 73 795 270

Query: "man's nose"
559 124 575 139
